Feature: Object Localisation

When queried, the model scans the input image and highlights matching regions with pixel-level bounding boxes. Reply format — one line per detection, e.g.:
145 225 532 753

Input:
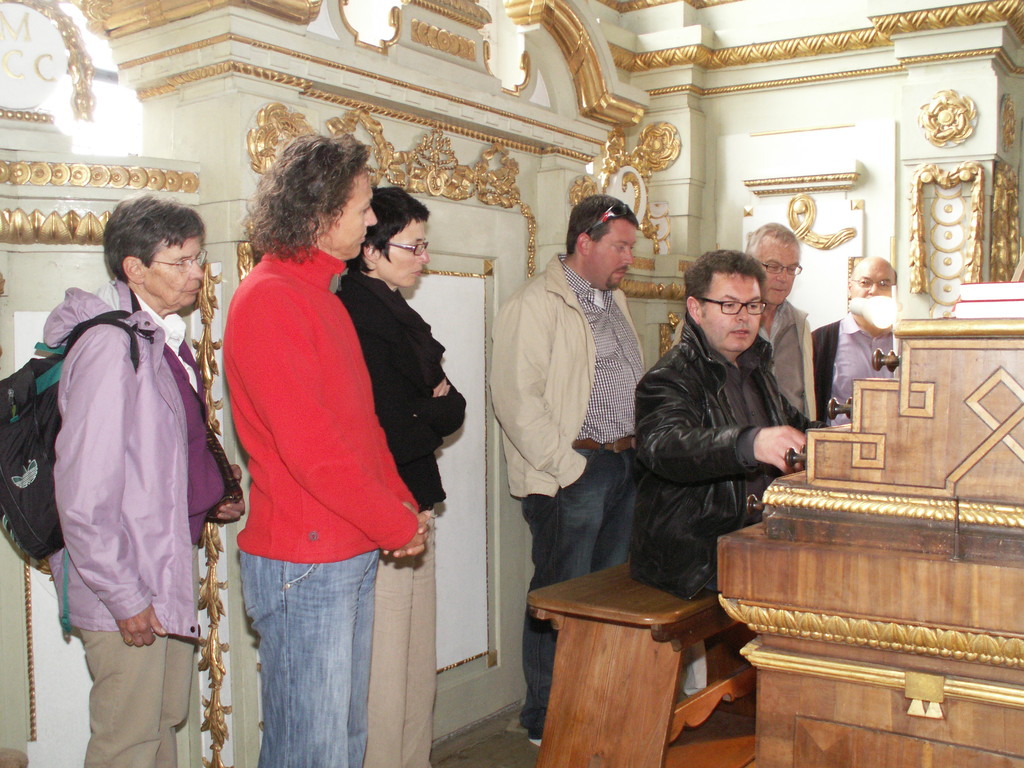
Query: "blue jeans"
520 448 636 738
240 550 378 768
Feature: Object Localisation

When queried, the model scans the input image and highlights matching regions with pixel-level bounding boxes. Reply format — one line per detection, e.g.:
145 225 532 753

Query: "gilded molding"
569 175 599 206
126 39 602 152
194 265 230 767
503 0 645 125
236 241 255 281
11 0 95 120
596 0 741 8
1002 94 1017 150
762 484 1024 527
0 160 198 192
0 208 107 245
482 44 531 96
741 640 1024 710
991 162 1021 283
405 0 491 29
633 256 654 270
246 103 315 174
787 194 857 250
615 1 1023 73
745 173 858 190
722 598 1024 670
919 90 977 147
24 563 36 740
411 19 476 61
909 162 984 294
79 0 322 37
0 109 54 124
338 1 400 53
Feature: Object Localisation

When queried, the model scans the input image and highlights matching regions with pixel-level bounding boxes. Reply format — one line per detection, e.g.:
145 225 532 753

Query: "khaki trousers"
364 532 437 768
80 629 196 768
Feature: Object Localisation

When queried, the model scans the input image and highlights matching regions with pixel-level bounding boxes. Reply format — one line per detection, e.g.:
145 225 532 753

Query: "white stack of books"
953 281 1024 319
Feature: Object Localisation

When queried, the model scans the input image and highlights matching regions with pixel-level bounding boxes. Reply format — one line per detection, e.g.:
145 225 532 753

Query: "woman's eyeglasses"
389 241 429 256
151 250 208 272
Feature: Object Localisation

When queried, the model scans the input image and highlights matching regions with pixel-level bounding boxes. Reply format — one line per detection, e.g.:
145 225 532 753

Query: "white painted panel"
16 311 92 768
403 272 488 669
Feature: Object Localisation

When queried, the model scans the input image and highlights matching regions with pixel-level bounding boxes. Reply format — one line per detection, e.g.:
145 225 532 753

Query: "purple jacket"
45 282 199 637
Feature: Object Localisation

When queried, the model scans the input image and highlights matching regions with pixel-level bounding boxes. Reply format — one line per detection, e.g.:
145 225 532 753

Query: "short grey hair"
745 223 800 260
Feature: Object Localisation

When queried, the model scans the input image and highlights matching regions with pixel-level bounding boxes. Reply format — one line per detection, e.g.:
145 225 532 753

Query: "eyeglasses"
850 277 894 290
151 250 208 272
761 261 803 276
584 202 631 237
388 241 429 256
698 297 767 315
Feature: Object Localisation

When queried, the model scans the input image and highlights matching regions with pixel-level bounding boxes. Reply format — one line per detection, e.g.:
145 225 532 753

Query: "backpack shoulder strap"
63 311 154 371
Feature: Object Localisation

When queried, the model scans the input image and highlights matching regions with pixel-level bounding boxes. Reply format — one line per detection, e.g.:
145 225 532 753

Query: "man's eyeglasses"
584 202 631 237
761 261 803 276
850 277 893 290
698 297 767 315
151 250 208 272
389 241 429 256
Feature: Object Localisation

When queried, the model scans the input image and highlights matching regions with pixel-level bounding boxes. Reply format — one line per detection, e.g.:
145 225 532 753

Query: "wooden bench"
528 563 755 767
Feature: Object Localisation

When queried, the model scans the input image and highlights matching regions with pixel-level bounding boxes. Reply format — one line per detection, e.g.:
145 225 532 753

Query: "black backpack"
0 311 151 560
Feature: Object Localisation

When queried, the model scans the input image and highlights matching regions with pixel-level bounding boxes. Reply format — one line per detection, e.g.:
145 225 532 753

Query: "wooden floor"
432 702 756 768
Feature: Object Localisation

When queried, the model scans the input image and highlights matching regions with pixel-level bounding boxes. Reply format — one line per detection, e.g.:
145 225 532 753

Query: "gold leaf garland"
787 194 857 250
991 163 1021 283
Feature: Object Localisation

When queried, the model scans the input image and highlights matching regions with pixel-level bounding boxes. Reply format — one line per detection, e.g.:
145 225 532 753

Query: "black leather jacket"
630 314 814 599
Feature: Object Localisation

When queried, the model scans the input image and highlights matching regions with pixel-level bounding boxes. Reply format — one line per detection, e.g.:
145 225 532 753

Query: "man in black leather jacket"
631 250 820 599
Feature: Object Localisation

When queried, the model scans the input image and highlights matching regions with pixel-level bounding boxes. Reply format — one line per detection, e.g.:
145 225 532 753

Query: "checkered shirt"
562 259 644 443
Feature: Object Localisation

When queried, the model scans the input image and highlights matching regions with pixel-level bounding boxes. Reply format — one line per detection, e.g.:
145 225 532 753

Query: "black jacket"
810 319 841 422
338 271 466 507
631 314 815 599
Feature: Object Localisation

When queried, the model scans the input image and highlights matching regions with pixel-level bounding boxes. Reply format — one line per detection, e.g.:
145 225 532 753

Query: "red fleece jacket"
224 247 418 562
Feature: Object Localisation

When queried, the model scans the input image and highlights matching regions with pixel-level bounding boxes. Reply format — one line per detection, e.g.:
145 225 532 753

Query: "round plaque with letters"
1 3 69 111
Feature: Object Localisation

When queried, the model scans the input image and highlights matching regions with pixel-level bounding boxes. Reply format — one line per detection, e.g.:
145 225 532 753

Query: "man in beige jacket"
491 195 644 745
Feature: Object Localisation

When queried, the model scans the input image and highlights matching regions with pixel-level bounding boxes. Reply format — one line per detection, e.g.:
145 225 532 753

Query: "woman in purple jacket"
45 195 244 768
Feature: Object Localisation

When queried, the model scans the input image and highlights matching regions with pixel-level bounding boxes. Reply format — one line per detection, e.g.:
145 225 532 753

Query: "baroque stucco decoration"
787 194 857 250
1002 94 1017 150
919 89 978 147
992 162 1021 283
503 0 645 126
569 122 680 254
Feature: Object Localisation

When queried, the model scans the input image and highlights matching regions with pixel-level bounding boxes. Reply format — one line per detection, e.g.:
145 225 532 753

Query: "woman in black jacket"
338 187 465 768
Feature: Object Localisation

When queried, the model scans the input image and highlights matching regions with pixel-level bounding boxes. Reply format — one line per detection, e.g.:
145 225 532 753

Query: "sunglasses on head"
584 202 631 236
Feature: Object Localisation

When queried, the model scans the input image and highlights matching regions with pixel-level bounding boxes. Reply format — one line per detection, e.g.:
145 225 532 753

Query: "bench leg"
537 616 684 768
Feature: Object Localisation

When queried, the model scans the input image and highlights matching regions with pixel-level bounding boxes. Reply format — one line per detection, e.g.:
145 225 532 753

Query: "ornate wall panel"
992 162 1021 283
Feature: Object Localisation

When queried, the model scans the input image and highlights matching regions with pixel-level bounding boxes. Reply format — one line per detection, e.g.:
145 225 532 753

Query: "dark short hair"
745 223 800 260
565 194 639 255
348 187 430 273
248 133 371 260
685 249 767 300
104 195 205 281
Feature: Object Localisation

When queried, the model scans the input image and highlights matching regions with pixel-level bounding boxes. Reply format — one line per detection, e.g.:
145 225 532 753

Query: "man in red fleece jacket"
224 133 428 768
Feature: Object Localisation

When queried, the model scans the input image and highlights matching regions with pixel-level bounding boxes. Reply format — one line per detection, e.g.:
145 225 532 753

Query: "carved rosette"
919 90 978 148
1002 94 1017 151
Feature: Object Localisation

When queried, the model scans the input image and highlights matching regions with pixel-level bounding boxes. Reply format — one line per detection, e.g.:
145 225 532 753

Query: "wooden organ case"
719 319 1024 766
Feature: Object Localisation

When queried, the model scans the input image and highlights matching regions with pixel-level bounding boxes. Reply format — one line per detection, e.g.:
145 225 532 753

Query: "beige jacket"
491 255 641 498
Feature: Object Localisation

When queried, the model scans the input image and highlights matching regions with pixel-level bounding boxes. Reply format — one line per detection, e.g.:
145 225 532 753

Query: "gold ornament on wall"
909 162 984 295
576 122 680 254
1002 94 1017 151
919 89 978 147
991 162 1021 283
246 103 315 174
0 208 107 244
787 194 856 250
411 20 476 61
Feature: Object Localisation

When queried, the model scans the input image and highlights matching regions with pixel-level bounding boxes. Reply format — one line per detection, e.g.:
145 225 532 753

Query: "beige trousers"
364 532 437 768
80 630 196 768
